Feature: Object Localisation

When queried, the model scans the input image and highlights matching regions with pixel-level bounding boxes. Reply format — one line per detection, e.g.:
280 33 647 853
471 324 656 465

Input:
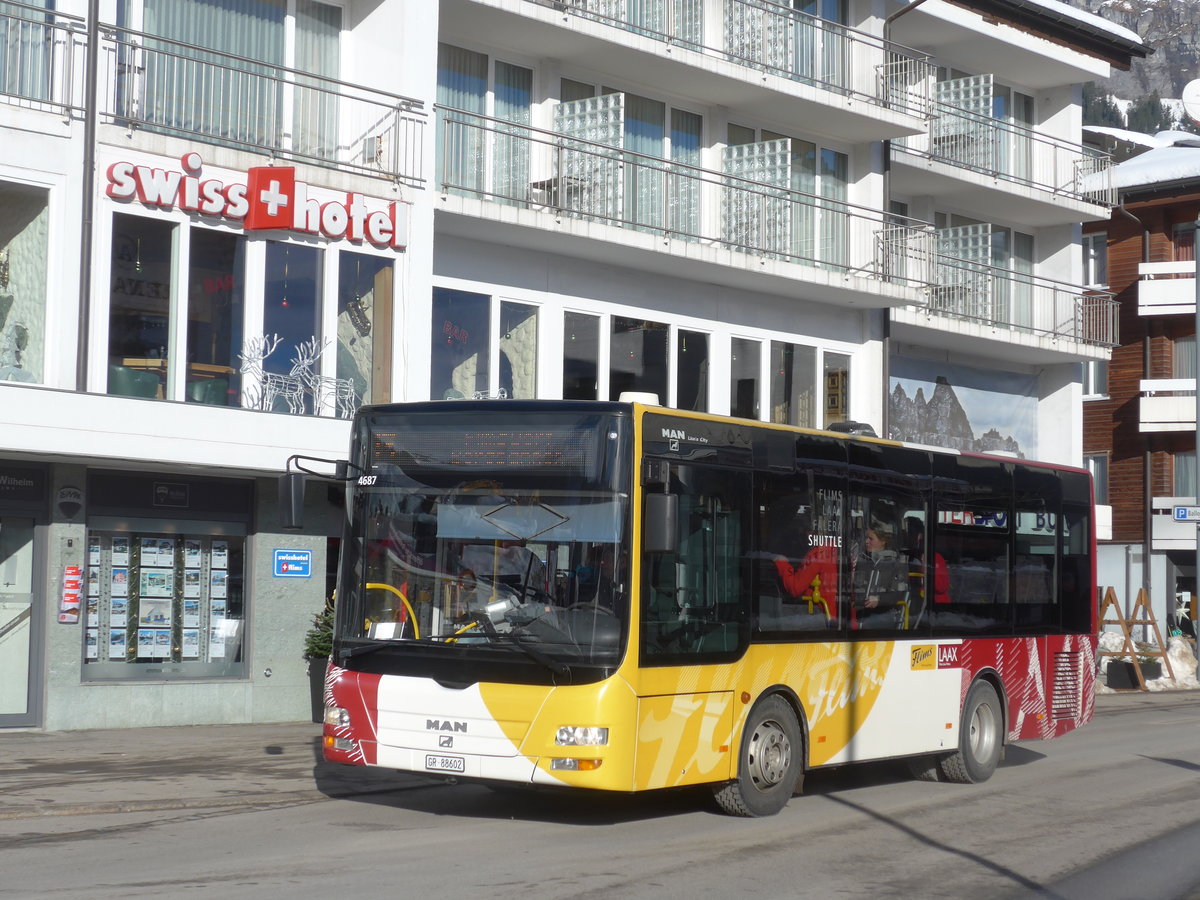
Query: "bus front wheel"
940 680 1003 784
713 695 802 817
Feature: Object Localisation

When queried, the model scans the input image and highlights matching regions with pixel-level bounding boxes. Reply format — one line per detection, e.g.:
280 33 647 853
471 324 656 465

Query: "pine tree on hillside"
1126 91 1176 133
1082 82 1125 128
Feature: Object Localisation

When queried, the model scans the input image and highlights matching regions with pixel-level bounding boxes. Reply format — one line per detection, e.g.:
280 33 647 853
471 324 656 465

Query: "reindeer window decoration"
290 337 360 419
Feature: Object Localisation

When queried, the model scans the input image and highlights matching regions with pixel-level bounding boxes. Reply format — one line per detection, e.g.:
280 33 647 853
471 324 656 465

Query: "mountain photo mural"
889 357 1036 458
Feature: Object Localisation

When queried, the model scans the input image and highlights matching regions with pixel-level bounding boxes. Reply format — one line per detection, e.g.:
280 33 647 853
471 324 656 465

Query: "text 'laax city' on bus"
284 398 1096 817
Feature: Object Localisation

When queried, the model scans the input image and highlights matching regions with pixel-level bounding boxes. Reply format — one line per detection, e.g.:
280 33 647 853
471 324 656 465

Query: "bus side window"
641 462 751 664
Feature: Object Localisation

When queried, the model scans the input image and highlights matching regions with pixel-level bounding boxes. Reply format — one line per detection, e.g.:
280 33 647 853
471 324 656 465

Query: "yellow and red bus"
308 400 1095 816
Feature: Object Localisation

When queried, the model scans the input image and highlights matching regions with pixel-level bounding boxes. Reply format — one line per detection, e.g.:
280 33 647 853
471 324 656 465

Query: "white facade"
0 0 1140 729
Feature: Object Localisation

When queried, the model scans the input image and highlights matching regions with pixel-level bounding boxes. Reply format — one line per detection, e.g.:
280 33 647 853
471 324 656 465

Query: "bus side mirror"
279 472 306 531
644 493 678 553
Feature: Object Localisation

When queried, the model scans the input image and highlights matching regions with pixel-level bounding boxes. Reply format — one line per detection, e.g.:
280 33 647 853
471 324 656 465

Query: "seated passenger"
852 524 907 628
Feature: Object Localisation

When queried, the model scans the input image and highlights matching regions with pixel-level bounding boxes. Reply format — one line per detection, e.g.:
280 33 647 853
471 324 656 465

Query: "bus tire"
940 680 1003 785
713 695 801 817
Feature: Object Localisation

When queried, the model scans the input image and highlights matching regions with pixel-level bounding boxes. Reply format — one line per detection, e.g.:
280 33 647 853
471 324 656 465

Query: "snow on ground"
1097 631 1200 693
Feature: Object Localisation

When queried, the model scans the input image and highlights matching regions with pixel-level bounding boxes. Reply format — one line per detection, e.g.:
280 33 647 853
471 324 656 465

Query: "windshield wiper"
337 639 393 661
462 614 570 677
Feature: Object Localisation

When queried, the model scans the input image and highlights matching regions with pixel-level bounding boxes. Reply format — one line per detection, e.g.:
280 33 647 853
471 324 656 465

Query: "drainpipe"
879 1 930 440
76 0 100 393
1115 203 1151 628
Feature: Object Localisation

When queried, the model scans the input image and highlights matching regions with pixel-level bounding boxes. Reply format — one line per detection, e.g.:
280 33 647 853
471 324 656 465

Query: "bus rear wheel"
940 680 1003 784
713 695 802 817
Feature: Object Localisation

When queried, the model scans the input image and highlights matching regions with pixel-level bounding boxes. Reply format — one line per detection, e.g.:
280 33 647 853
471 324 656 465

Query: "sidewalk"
1 687 1197 825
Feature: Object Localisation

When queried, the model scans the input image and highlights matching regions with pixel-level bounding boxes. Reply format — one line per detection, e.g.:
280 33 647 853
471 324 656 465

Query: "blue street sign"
1173 506 1200 522
273 549 312 578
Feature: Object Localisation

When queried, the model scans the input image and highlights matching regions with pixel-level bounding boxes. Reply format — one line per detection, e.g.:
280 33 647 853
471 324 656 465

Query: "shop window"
82 531 246 680
564 311 600 400
108 213 173 399
186 229 245 407
823 351 849 427
261 242 323 412
0 181 49 384
730 337 761 420
770 340 815 426
676 330 708 411
610 317 667 401
431 287 539 401
337 251 393 406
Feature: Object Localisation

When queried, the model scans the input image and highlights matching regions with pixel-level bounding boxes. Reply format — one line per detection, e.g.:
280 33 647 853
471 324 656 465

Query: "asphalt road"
1 689 1198 900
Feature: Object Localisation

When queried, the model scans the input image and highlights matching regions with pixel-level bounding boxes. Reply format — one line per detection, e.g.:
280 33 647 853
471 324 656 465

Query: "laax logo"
937 645 960 668
106 153 409 250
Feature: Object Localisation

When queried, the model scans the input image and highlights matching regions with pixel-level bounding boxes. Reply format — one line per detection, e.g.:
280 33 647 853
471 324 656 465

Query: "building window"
731 337 761 420
1084 453 1108 505
823 351 850 427
108 213 173 399
337 251 394 406
0 181 49 384
1082 359 1108 399
771 341 816 426
186 230 245 407
676 329 709 411
563 311 600 400
1082 232 1107 287
431 287 538 400
726 124 849 268
610 317 668 401
1175 451 1196 498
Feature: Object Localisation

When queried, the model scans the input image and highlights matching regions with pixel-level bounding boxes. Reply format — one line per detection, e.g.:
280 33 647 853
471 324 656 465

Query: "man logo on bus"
427 719 468 733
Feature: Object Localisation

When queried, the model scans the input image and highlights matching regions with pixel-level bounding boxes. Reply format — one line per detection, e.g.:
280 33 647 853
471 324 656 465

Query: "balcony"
445 0 934 143
1138 261 1196 316
1139 380 1196 433
890 265 1118 364
0 3 429 188
436 108 935 305
892 106 1114 225
0 2 87 118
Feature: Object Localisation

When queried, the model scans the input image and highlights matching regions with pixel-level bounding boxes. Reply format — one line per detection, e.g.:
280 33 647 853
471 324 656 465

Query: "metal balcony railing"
918 258 1118 347
894 102 1114 206
97 26 427 186
519 0 934 118
0 1 86 116
0 5 430 186
437 108 936 290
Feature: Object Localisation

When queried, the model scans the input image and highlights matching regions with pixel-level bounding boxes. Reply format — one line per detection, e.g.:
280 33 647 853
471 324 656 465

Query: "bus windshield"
336 407 632 673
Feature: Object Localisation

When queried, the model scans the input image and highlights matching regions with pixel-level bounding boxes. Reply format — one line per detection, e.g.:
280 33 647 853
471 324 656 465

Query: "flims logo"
911 645 936 670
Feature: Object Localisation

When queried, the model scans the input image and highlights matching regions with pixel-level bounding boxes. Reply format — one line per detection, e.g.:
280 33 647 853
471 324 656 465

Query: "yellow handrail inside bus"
365 582 420 640
445 621 480 643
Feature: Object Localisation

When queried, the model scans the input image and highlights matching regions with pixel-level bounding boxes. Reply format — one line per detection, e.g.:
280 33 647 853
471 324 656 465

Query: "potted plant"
304 603 334 723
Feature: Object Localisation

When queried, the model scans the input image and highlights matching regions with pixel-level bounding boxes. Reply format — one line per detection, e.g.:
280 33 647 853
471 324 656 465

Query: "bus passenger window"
641 463 751 665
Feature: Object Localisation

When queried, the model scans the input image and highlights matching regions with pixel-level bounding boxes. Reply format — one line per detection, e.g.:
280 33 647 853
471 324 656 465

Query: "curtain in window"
293 0 340 160
143 0 285 145
1175 451 1196 499
1010 231 1034 330
436 43 487 194
668 109 701 238
493 61 532 205
818 148 847 268
0 0 51 102
624 93 665 232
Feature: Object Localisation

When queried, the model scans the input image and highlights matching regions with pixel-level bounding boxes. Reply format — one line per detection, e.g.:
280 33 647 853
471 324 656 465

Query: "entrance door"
0 517 39 726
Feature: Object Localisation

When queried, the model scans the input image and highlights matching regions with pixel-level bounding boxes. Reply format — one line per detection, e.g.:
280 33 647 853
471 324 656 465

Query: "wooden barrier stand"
1098 586 1175 690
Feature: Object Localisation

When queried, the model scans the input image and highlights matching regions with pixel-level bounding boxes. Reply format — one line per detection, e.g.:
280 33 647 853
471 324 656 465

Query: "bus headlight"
324 706 351 728
555 726 609 746
551 758 603 771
